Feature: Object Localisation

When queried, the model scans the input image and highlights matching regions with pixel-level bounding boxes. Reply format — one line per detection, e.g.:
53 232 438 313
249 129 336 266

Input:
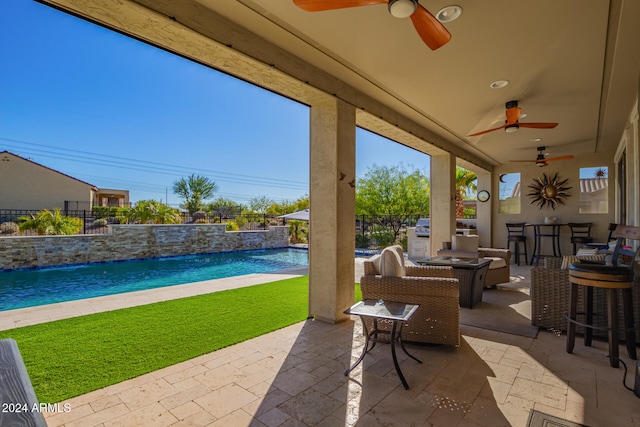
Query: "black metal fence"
1 209 472 248
0 209 299 236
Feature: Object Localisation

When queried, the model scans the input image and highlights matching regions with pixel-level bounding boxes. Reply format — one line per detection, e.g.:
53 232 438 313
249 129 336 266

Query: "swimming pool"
0 248 308 311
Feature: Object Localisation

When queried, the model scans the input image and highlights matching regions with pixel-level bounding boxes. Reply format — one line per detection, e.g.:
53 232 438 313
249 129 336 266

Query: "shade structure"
278 209 309 221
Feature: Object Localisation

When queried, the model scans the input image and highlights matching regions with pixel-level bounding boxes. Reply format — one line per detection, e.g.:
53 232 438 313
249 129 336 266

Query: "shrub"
192 211 208 223
92 218 108 227
117 200 182 224
287 220 308 244
234 216 248 228
399 235 408 252
0 222 19 235
355 234 370 248
370 225 395 248
225 221 239 231
92 206 119 219
18 209 83 235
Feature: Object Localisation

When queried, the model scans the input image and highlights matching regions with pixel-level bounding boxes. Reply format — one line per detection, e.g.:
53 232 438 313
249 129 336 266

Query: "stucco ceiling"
49 0 640 169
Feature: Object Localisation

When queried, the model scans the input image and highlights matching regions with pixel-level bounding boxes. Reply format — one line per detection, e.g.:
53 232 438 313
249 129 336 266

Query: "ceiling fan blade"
505 107 521 125
546 155 574 162
518 122 559 129
293 0 386 12
468 124 506 137
409 4 451 50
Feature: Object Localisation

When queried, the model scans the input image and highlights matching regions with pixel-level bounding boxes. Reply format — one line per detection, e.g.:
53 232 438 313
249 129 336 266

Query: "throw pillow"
388 245 405 262
379 247 406 277
561 254 607 270
576 247 599 256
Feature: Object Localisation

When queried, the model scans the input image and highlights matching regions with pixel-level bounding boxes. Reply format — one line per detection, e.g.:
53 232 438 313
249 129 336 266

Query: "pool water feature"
0 248 308 311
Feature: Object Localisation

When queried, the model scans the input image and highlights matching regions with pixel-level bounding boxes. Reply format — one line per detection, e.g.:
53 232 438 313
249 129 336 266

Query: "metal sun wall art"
527 172 571 210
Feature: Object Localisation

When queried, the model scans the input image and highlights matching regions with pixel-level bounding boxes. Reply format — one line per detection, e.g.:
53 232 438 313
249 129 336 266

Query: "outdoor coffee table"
344 299 421 389
416 256 491 308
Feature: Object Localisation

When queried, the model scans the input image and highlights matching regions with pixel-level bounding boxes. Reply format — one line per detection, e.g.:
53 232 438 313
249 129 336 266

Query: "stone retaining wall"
0 224 289 271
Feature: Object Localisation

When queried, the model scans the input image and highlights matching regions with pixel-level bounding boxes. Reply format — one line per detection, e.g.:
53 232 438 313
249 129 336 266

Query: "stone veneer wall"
0 224 289 271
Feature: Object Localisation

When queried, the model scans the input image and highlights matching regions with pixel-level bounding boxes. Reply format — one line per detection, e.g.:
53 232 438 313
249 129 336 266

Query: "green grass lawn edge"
0 276 362 403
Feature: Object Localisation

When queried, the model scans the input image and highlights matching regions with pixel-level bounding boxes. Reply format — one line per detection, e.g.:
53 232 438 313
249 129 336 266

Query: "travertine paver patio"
2 264 639 426
40 318 640 427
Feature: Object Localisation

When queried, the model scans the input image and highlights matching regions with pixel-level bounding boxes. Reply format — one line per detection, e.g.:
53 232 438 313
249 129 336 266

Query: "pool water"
0 248 308 311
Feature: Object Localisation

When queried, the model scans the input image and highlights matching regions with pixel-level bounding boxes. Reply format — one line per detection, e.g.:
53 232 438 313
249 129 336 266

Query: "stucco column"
476 170 492 247
309 98 356 323
430 154 456 254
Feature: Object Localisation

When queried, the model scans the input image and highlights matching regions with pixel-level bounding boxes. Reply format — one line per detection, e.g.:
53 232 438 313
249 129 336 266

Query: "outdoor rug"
460 287 540 338
527 409 589 427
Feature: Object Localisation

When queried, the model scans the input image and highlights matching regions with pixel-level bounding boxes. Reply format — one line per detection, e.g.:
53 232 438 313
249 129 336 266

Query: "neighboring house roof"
1 150 98 191
508 178 607 199
579 177 608 193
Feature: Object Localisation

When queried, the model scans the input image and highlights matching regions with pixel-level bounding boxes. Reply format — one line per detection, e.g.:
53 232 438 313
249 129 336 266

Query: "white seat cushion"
485 257 507 270
451 235 479 253
561 254 607 270
576 247 599 256
379 246 406 277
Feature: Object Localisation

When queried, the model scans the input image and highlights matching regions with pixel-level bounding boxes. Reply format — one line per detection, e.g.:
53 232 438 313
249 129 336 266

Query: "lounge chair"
360 245 460 346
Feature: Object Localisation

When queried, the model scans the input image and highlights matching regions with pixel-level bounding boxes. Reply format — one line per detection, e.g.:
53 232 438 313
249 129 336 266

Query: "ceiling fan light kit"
388 0 417 18
468 100 559 137
510 146 574 168
293 0 451 50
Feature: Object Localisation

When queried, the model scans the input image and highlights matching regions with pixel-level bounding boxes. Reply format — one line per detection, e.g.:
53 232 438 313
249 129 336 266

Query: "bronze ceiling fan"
510 146 574 168
468 100 559 137
292 0 452 50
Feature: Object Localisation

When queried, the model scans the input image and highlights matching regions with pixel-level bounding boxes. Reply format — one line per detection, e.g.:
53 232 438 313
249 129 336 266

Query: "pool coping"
0 266 308 332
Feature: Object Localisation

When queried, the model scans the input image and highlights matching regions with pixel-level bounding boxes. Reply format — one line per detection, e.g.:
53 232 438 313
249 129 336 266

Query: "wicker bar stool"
566 225 640 368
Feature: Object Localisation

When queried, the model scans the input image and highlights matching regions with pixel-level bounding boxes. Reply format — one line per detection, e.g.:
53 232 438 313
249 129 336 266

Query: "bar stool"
566 225 640 368
568 222 594 254
506 223 528 265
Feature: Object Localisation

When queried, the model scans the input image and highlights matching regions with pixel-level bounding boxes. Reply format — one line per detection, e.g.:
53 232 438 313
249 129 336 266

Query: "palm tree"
172 174 217 215
455 167 477 218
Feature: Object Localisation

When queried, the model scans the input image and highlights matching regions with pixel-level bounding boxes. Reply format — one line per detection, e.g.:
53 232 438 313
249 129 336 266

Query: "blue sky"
1 0 430 206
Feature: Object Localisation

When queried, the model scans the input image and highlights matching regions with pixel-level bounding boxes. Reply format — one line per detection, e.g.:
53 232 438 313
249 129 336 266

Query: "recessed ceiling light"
520 113 527 119
490 80 509 89
436 5 462 23
530 138 542 142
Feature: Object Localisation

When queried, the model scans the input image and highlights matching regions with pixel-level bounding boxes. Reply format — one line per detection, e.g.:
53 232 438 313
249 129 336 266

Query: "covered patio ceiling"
54 0 640 171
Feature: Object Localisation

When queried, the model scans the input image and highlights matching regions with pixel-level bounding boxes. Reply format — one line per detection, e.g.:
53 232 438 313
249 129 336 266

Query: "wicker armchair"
531 257 640 341
360 253 460 346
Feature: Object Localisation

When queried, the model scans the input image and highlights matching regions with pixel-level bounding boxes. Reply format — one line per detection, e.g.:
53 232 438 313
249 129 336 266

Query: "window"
579 167 608 213
498 173 520 214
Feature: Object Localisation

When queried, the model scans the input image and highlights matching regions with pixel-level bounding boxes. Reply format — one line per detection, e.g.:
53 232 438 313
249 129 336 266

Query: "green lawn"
0 276 362 402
